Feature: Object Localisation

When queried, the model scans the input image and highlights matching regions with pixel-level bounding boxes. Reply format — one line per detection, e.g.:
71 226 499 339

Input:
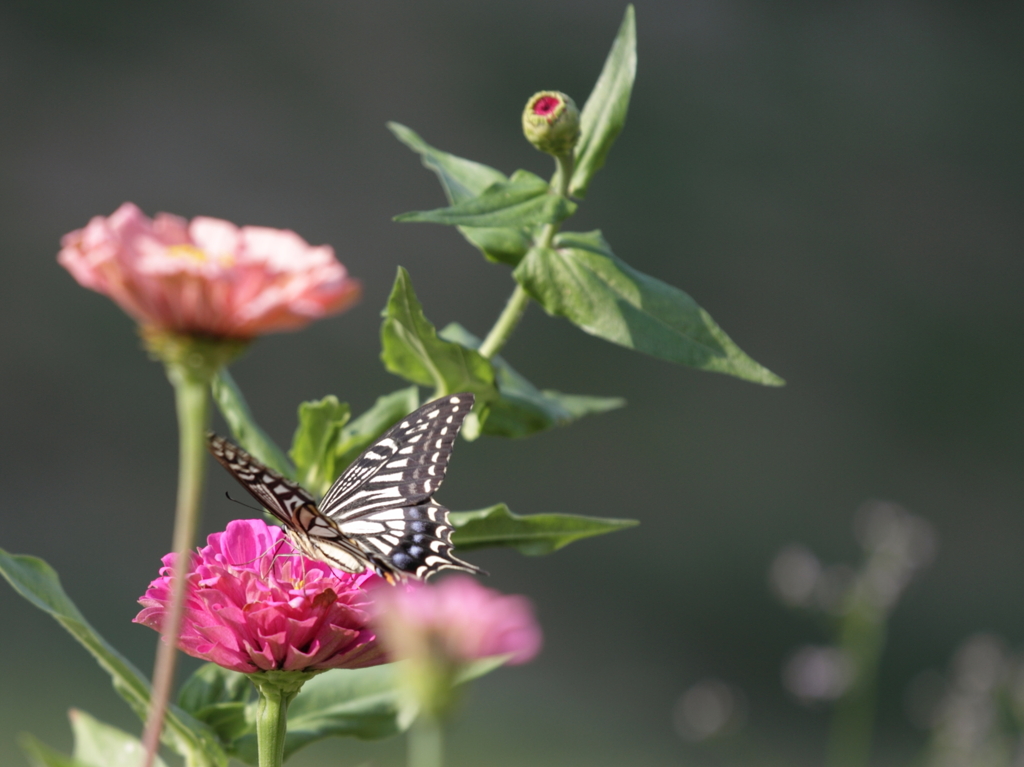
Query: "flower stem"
478 284 531 360
478 152 574 360
408 714 444 767
824 604 886 767
249 672 316 767
140 361 212 767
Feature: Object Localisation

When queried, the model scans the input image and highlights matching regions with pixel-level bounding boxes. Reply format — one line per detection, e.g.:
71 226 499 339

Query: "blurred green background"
1 1 1021 765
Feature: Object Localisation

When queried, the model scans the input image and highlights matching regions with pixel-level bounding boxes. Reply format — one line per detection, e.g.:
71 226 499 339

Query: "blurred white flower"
769 545 821 607
672 678 747 741
783 646 853 703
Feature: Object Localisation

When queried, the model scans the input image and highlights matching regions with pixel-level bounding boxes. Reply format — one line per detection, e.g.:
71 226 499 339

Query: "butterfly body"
207 393 480 583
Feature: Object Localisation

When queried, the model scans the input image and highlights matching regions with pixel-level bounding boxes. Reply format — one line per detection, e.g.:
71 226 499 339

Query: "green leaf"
395 170 576 229
211 369 295 478
179 664 254 747
458 225 534 267
388 122 506 204
334 387 420 473
0 548 227 767
231 666 408 765
380 267 498 402
70 710 170 767
513 231 784 386
389 123 534 266
570 5 637 198
455 655 514 685
19 734 90 767
290 396 351 498
440 323 625 438
450 503 638 555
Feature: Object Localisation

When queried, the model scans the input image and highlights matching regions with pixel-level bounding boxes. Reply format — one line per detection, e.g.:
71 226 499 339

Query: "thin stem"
408 714 444 767
247 672 314 767
478 284 531 359
478 151 575 360
824 605 887 767
140 365 211 767
255 684 289 767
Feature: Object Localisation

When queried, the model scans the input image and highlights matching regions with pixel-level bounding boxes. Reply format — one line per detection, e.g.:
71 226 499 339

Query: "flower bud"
522 91 580 157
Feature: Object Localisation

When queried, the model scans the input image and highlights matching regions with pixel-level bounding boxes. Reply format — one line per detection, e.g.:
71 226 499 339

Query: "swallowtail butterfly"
207 393 480 583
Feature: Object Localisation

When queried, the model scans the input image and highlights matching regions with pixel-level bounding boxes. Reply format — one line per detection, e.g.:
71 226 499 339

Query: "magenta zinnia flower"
135 519 385 673
59 202 360 339
372 575 542 666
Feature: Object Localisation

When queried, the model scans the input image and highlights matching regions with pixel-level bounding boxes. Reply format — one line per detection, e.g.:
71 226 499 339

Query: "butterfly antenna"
224 491 266 514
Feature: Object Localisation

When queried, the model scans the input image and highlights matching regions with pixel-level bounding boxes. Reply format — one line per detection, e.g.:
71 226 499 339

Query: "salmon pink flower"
134 519 385 673
372 575 541 717
374 576 541 666
59 202 360 339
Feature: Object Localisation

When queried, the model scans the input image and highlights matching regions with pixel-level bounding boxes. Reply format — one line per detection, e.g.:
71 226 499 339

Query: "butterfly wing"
318 393 481 579
319 393 475 518
207 433 316 526
206 433 370 573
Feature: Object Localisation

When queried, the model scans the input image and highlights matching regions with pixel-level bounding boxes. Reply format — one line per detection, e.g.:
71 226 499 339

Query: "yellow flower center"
166 244 234 266
167 244 208 261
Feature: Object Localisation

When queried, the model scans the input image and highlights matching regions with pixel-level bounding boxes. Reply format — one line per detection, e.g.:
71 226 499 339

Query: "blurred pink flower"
135 519 385 673
372 575 541 666
59 202 360 339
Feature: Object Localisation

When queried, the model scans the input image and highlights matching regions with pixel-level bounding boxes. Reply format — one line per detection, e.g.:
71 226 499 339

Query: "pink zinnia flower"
59 202 360 339
372 576 542 666
134 519 385 673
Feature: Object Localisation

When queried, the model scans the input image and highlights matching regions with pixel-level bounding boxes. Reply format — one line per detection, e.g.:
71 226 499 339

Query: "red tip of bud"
532 95 562 117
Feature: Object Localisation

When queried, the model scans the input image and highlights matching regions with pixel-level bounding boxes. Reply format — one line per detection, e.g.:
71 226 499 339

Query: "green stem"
408 714 444 767
478 152 574 360
478 284 531 359
824 605 887 767
140 363 212 767
248 672 315 767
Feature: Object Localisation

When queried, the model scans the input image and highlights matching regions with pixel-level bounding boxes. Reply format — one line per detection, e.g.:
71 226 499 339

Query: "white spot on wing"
369 509 407 521
369 472 406 484
341 521 387 535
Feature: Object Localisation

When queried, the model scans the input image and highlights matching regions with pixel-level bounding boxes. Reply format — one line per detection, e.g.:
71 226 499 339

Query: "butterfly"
207 393 481 583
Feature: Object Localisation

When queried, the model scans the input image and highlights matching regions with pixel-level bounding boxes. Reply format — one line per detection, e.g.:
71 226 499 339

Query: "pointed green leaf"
19 734 90 767
513 231 784 385
70 710 169 767
455 655 514 684
388 122 507 203
231 665 407 765
388 122 533 266
395 170 576 229
380 267 498 402
211 369 295 478
334 387 420 473
0 548 227 767
450 504 638 555
290 396 351 498
440 323 625 438
570 5 637 198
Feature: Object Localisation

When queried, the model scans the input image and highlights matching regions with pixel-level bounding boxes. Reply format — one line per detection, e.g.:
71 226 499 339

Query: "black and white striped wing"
318 393 475 519
207 433 372 573
207 433 316 528
318 393 481 579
